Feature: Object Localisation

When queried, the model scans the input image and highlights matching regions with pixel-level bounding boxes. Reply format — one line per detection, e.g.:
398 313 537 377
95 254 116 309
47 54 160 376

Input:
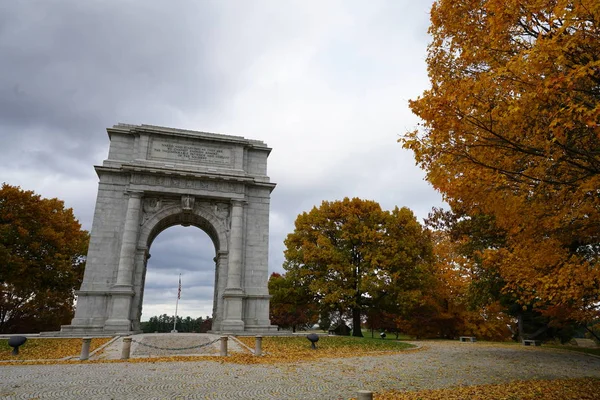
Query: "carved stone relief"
196 200 231 238
181 195 195 211
140 196 231 239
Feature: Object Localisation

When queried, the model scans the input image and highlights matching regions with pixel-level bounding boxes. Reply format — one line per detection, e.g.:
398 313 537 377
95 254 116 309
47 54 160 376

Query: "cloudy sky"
0 0 444 321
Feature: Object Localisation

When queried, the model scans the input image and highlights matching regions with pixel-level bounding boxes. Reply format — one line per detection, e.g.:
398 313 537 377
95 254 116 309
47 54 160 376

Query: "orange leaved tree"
403 0 600 322
268 272 318 332
283 198 434 337
0 184 89 333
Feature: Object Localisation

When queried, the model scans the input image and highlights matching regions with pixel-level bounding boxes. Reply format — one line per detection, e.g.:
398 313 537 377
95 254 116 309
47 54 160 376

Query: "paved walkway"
94 333 247 360
2 341 600 399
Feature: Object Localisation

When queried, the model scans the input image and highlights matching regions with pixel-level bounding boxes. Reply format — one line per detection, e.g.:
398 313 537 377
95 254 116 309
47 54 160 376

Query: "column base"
220 320 245 332
223 287 244 296
243 324 279 333
103 319 132 332
222 289 245 333
42 325 106 337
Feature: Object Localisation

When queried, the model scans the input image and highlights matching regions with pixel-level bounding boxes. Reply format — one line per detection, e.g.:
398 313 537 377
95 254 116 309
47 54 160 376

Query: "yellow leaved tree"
283 198 434 337
403 0 600 322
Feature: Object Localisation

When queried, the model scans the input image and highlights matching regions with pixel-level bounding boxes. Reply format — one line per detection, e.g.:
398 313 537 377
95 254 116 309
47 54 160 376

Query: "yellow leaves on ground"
371 378 600 400
0 337 112 361
123 336 418 366
0 336 416 366
233 336 418 365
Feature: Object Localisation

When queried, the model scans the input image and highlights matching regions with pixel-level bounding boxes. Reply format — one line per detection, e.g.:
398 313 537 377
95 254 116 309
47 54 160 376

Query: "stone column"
80 337 92 360
255 335 262 356
130 247 149 333
222 200 245 332
115 191 143 287
357 390 373 400
121 337 132 360
212 255 219 327
226 200 244 290
105 191 142 332
220 336 228 356
211 250 229 332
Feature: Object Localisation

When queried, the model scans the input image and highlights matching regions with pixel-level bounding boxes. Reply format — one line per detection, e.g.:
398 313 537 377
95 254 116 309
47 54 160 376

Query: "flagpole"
172 273 181 333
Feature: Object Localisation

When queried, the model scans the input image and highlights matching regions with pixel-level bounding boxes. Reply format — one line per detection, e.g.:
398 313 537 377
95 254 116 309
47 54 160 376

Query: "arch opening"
146 211 221 252
140 225 216 332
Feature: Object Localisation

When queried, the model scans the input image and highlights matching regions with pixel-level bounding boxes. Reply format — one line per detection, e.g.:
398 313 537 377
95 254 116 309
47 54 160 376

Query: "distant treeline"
141 314 212 333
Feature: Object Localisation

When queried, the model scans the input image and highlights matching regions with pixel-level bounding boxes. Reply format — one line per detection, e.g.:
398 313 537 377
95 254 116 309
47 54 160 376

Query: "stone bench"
522 339 541 346
459 336 476 343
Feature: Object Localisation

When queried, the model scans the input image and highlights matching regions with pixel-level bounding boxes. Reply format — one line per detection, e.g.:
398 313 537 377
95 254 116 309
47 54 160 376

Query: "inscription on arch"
148 137 234 167
131 174 244 194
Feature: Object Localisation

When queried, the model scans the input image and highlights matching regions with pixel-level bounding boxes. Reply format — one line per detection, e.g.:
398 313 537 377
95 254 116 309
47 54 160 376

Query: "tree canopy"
403 0 600 322
141 314 212 333
0 184 89 333
283 198 433 337
268 272 318 332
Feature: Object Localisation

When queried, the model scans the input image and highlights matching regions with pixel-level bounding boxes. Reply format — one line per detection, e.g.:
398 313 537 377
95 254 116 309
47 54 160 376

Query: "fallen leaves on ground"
1 335 417 365
545 345 600 357
230 335 418 364
0 337 112 361
368 378 600 400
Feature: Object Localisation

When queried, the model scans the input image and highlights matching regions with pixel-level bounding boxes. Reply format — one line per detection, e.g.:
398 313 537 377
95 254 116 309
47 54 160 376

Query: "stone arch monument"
60 124 278 335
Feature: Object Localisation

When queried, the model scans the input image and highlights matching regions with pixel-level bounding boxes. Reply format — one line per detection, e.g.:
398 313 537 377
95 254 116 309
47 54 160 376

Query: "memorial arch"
59 124 278 335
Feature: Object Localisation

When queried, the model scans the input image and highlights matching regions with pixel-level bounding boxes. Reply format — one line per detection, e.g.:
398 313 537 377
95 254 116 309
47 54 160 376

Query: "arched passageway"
139 225 215 329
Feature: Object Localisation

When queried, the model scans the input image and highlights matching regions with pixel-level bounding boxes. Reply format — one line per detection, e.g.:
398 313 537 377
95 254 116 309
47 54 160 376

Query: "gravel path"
1 341 599 399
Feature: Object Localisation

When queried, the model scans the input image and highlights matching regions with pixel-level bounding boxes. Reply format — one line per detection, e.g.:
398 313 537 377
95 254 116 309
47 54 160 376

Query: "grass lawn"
232 335 416 364
0 335 415 365
545 344 600 357
0 337 112 361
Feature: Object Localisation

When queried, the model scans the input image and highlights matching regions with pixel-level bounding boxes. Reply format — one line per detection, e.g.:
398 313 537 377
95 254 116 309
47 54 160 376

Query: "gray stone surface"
59 124 278 336
92 333 247 360
575 338 598 348
1 341 599 399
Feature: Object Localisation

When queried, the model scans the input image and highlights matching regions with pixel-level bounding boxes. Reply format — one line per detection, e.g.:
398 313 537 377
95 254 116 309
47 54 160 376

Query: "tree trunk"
518 313 524 341
586 326 600 342
352 307 363 337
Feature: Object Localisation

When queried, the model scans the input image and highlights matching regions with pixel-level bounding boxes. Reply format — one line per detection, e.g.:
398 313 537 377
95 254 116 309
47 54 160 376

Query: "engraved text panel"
148 137 233 167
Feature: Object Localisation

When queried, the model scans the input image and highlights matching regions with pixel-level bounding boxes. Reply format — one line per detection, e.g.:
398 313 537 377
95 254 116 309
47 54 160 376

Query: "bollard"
357 390 373 400
255 335 262 356
121 337 132 360
220 336 228 357
8 336 27 356
80 337 92 360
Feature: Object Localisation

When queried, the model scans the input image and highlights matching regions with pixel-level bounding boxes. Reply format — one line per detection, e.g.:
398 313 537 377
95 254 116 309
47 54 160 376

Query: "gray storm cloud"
0 0 442 319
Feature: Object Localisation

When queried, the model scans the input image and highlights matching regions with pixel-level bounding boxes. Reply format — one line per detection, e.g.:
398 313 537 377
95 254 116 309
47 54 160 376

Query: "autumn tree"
0 184 89 333
403 0 600 323
426 207 587 342
425 211 516 340
283 198 433 337
268 272 318 332
426 207 510 313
